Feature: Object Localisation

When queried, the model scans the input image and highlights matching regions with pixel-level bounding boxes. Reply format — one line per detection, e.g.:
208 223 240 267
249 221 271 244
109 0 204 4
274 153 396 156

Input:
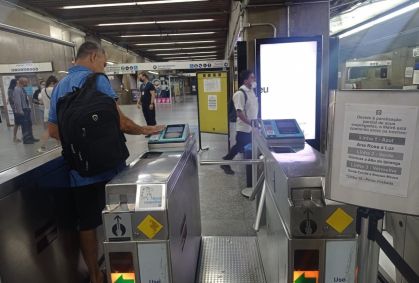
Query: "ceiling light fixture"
135 40 216 46
148 71 159 75
146 46 217 51
339 2 419 38
163 55 218 60
157 51 218 56
106 61 115 65
120 32 216 38
63 0 208 9
98 19 214 27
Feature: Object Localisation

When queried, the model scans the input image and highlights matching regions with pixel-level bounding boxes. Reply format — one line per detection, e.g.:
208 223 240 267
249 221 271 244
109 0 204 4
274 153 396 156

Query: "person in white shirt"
221 70 259 175
37 75 58 152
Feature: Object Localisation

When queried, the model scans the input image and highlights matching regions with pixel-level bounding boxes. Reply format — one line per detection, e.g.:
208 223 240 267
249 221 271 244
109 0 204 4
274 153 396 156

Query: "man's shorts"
72 181 108 231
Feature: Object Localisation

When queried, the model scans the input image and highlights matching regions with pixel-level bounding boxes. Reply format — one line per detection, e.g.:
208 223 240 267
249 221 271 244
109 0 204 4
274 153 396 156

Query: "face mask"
139 78 144 82
251 82 257 89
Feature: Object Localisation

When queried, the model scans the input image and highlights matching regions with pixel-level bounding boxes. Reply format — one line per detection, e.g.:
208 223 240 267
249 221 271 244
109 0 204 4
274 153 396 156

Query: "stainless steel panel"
197 237 266 283
258 185 289 283
167 148 201 283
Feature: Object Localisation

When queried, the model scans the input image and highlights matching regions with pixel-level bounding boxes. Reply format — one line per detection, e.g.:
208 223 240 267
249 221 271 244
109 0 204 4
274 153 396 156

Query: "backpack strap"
238 88 248 106
76 72 109 100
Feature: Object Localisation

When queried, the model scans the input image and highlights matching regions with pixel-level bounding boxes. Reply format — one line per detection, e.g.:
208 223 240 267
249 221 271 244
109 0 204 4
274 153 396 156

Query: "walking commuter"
221 70 259 175
7 79 21 143
137 71 157 126
13 77 39 144
48 41 164 283
37 75 58 153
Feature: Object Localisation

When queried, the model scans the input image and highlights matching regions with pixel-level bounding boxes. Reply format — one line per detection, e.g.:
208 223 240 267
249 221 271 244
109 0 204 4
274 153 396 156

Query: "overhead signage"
345 60 392 68
105 60 229 74
339 104 417 197
0 62 53 74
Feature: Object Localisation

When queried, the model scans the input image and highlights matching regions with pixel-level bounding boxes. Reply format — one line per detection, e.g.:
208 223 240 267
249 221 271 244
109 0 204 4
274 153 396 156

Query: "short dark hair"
239 70 254 84
76 41 105 60
46 76 58 87
8 79 17 90
139 71 149 79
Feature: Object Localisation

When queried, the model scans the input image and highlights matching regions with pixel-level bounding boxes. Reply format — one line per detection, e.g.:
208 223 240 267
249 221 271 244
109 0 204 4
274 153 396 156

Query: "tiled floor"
0 96 256 236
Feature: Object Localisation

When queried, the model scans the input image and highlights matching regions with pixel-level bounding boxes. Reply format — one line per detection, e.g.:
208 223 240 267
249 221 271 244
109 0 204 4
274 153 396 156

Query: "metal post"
253 181 266 231
357 211 383 283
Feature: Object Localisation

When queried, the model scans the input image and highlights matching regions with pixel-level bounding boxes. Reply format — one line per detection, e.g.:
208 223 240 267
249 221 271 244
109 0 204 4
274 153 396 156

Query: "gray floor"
0 95 256 236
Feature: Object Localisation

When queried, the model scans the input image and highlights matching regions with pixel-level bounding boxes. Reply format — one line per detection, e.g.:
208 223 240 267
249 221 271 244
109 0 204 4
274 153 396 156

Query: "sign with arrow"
293 271 319 283
111 273 135 283
104 213 132 241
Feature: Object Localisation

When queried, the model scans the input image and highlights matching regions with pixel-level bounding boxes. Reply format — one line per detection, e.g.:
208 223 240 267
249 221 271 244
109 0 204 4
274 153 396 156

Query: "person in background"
13 77 39 144
48 41 164 283
137 71 157 127
7 79 21 143
221 70 259 175
32 80 45 105
37 75 58 153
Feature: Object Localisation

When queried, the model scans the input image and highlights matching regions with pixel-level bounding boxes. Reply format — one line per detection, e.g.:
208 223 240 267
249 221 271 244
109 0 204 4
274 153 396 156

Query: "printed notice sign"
340 104 418 197
208 95 218 111
203 78 221 93
136 184 165 211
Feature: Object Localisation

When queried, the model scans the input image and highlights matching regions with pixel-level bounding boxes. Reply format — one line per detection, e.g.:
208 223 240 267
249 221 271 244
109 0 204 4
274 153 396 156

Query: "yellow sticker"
326 208 354 234
137 215 163 239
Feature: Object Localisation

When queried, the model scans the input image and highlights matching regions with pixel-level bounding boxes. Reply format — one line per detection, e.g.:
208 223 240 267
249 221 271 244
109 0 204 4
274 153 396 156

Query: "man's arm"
237 110 251 126
117 104 164 135
149 89 157 109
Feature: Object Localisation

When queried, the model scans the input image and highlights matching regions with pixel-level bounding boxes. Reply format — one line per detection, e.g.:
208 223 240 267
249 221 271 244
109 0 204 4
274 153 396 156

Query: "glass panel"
0 29 73 173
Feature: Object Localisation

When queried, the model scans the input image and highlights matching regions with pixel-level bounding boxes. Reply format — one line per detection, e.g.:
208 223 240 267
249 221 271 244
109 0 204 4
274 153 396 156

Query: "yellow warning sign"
326 208 354 234
137 215 163 239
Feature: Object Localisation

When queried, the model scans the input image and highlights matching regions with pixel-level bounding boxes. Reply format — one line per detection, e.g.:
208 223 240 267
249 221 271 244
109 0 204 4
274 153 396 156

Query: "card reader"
148 124 190 150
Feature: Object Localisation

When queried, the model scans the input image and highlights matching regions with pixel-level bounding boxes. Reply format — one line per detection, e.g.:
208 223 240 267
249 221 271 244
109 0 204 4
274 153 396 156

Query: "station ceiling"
14 0 368 61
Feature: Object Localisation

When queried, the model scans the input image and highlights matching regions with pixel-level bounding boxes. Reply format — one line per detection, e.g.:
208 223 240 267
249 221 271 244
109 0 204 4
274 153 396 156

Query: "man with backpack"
221 70 259 175
48 41 164 283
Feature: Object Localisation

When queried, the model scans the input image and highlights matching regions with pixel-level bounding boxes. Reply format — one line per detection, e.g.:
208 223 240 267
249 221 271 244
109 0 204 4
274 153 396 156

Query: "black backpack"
228 89 247 122
57 73 129 177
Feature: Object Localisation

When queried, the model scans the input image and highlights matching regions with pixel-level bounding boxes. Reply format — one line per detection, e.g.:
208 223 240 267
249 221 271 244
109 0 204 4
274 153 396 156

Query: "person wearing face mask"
137 71 157 127
221 70 259 175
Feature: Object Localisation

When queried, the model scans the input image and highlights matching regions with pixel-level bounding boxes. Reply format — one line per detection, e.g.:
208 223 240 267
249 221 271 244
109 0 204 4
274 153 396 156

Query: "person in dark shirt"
137 71 157 126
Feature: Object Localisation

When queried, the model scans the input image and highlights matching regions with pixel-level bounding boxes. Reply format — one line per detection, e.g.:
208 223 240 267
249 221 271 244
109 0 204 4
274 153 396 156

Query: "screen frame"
163 124 185 139
255 36 322 150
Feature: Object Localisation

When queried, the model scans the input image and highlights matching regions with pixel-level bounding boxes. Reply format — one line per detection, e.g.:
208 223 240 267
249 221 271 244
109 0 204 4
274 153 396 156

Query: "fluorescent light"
163 55 218 60
146 46 217 51
98 19 214 27
58 71 69 74
106 61 115 65
135 40 216 46
63 0 208 9
148 71 159 75
339 2 419 38
157 51 218 56
120 32 216 38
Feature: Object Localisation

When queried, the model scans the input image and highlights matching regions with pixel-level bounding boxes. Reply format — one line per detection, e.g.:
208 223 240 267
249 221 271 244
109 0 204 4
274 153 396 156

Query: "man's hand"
149 104 154 110
144 124 165 135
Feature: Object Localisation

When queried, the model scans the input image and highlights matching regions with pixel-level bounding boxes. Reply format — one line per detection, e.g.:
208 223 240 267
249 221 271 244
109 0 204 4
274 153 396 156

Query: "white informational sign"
413 47 419 57
138 243 169 283
203 78 221 93
405 67 414 78
259 40 318 139
135 184 166 211
103 213 132 241
208 95 218 111
413 70 419 85
2 76 16 125
345 60 392 67
105 60 229 74
0 62 53 74
325 240 357 283
340 104 417 197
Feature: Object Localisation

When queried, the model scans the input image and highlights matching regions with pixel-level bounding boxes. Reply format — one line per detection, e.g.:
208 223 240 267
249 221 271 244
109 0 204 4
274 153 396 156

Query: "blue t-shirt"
49 65 126 187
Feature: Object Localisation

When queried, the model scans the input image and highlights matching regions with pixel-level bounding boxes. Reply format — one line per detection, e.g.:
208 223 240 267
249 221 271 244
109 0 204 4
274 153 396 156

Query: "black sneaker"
220 165 235 175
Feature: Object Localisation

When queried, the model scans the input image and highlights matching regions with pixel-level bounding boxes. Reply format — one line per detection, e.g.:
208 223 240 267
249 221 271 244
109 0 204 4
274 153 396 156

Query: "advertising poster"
259 41 318 139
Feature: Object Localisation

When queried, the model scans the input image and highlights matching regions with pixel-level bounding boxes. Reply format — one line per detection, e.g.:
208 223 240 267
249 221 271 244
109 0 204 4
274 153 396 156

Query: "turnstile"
252 127 358 283
102 134 201 283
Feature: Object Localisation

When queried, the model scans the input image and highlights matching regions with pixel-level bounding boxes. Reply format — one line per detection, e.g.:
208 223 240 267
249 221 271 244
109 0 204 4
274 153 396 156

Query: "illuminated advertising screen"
256 36 322 147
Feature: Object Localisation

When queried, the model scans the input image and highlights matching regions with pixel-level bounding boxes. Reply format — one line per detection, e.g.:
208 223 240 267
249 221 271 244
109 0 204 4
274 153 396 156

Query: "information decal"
339 104 418 197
